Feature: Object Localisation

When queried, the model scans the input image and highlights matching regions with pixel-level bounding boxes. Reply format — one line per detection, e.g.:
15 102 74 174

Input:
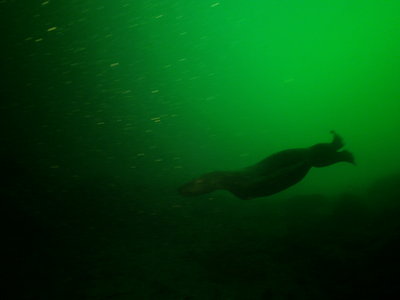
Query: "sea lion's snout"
178 173 222 197
178 179 207 197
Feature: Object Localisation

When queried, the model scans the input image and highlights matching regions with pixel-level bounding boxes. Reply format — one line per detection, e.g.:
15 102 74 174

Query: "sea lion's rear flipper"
337 150 356 165
330 130 344 150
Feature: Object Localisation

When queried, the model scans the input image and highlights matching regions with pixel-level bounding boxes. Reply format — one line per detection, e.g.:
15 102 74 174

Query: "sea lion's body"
179 132 355 200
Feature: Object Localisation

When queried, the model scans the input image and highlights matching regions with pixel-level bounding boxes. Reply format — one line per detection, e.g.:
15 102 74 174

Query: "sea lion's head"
178 172 225 197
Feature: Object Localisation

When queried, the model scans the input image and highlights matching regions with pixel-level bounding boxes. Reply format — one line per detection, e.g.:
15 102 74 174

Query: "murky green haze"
3 0 400 299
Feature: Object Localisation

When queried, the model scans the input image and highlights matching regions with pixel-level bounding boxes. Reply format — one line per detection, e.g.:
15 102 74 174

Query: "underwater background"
3 0 400 299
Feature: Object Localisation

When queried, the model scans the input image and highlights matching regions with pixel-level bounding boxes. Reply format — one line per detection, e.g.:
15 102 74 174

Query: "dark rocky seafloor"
4 157 400 299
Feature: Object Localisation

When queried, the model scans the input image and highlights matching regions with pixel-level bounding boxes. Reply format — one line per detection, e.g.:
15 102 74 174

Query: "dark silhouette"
179 131 355 199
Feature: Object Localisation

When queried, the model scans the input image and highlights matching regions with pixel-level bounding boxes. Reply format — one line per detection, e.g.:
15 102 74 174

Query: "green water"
3 0 400 299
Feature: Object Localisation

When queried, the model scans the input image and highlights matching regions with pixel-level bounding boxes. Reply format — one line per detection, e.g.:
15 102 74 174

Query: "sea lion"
178 131 355 200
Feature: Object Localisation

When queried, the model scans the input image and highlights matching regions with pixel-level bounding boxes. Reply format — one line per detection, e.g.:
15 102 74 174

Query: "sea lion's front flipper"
227 161 312 200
